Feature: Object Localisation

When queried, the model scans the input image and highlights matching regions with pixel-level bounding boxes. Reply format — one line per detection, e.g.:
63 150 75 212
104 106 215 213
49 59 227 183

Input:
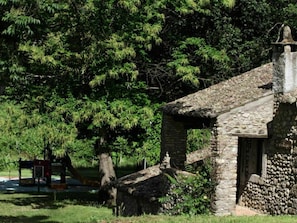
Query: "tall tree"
0 0 238 203
0 0 232 172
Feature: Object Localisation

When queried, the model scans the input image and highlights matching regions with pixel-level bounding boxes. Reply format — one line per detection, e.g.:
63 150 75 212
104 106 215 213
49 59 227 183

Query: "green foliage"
108 103 161 166
0 154 17 171
1 1 41 36
168 37 229 86
0 98 78 158
0 0 284 176
189 0 273 85
187 129 211 153
0 90 161 168
160 162 215 216
282 3 297 32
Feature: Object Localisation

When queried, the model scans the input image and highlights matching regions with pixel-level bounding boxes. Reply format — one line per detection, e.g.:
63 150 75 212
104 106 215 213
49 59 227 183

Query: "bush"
159 162 214 216
187 129 211 154
0 154 18 171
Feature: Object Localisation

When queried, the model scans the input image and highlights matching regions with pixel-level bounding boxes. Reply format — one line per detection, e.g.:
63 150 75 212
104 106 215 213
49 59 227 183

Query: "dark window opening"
256 140 263 176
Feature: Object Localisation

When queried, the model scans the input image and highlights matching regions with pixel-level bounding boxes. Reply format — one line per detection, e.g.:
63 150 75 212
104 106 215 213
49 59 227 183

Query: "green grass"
0 192 112 223
1 168 297 223
0 169 32 179
0 192 296 223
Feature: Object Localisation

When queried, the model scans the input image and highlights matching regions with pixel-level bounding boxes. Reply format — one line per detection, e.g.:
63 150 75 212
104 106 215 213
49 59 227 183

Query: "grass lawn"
0 192 296 223
0 168 296 223
0 192 112 223
0 169 32 179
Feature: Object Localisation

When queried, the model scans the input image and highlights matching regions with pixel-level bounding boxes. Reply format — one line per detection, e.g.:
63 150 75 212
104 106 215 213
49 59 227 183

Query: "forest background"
0 0 297 186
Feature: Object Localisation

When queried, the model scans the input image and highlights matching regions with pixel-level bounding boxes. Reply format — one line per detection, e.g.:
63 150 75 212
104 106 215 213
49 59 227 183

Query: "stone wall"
160 114 187 169
160 88 297 216
116 190 160 216
267 102 297 214
211 124 238 215
235 43 297 215
240 175 266 212
161 96 274 215
239 102 297 214
217 95 273 137
115 167 199 216
232 41 297 214
211 96 273 215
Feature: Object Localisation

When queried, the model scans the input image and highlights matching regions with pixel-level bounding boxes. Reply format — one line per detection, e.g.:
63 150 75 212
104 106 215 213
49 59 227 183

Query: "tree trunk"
99 153 116 186
97 130 117 206
98 153 117 207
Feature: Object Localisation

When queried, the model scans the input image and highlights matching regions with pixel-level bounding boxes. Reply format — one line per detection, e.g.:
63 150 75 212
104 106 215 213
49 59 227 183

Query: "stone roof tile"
163 63 273 118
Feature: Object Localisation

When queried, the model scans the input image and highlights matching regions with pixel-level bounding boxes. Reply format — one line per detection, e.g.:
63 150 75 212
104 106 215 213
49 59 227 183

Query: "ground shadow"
0 191 101 210
0 215 59 223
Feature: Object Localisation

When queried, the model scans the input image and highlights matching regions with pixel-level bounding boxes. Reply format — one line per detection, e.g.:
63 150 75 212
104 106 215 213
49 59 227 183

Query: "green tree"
0 0 236 203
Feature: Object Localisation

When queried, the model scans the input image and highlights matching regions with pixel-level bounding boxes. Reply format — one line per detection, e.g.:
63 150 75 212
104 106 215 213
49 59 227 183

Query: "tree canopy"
0 0 295 172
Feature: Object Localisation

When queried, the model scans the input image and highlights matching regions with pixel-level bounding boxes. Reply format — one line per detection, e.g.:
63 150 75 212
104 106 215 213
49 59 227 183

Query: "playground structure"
19 157 67 189
18 153 100 189
18 142 100 190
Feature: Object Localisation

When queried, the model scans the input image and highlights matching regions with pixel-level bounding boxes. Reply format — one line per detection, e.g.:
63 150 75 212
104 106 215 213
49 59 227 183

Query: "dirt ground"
234 205 265 216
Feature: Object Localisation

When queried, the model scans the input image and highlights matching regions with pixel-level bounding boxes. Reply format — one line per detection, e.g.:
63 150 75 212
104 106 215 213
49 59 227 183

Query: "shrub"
159 162 214 216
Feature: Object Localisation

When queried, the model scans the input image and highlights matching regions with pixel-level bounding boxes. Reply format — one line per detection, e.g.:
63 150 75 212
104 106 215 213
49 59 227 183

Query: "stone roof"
115 165 163 198
163 63 273 118
115 148 210 198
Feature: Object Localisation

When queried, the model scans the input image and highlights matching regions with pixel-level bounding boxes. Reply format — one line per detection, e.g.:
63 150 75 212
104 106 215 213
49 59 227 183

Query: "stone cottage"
161 25 297 215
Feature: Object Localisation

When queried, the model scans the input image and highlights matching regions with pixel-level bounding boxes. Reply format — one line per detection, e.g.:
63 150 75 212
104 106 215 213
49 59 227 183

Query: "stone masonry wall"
161 114 187 169
240 174 266 213
266 102 297 214
211 96 273 216
239 44 297 215
162 94 297 215
211 124 238 215
238 45 297 214
239 102 297 214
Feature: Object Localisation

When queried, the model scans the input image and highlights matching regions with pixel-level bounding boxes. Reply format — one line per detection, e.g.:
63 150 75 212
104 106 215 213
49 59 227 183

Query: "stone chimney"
272 25 297 94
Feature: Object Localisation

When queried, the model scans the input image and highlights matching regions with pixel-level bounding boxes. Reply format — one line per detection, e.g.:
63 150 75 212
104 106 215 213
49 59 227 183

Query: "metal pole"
38 177 40 193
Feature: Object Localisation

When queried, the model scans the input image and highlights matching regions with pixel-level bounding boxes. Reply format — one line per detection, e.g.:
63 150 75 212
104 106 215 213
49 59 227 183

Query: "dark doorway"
236 138 264 203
